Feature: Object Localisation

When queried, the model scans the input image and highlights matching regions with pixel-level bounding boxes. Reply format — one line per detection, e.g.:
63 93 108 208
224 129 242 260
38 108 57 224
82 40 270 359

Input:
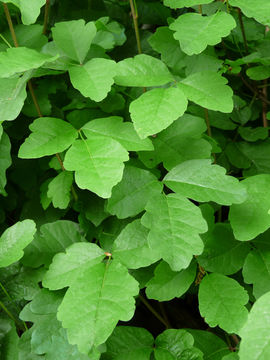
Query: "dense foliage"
0 0 270 358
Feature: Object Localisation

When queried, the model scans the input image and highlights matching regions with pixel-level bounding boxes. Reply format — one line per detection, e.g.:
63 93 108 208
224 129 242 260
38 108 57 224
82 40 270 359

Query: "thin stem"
198 4 202 14
0 300 21 326
0 33 12 48
139 294 169 329
262 79 268 128
2 3 19 47
129 0 142 54
158 302 172 328
43 0 50 35
27 80 43 117
55 153 65 171
237 8 248 54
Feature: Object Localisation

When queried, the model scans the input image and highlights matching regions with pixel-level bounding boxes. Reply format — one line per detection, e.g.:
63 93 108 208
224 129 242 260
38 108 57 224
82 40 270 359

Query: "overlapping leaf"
230 0 270 26
0 132 11 196
47 171 73 209
164 0 214 9
2 0 46 25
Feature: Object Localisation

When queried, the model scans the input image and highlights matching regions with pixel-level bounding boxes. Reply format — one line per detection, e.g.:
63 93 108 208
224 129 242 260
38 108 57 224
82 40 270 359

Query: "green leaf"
239 290 270 359
63 137 128 198
230 0 270 26
178 72 234 113
68 58 116 102
0 220 36 267
104 326 154 360
47 171 73 209
18 117 78 159
42 242 105 290
229 174 270 241
199 273 249 333
141 193 207 271
238 127 268 142
114 54 173 87
80 191 109 227
0 73 29 121
0 47 57 78
22 220 85 268
52 20 96 63
2 0 46 25
112 219 160 269
246 65 270 81
107 166 163 219
146 260 196 301
130 87 188 139
82 116 153 151
170 12 236 55
197 223 250 275
164 0 214 9
164 159 247 205
0 132 11 196
44 251 139 353
155 329 203 360
242 232 270 299
0 321 19 360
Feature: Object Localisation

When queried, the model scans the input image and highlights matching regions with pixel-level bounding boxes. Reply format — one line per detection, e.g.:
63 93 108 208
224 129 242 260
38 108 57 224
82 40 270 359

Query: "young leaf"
18 117 78 158
112 219 160 269
229 175 270 241
104 326 154 360
52 20 96 63
130 87 188 139
68 58 116 102
145 260 196 301
47 171 73 209
141 193 207 271
239 291 270 359
199 273 249 334
63 137 129 198
178 72 234 113
170 12 236 55
0 132 11 196
114 54 173 87
197 223 250 275
22 220 86 268
230 0 270 26
155 329 203 360
0 47 58 78
2 0 46 25
107 166 163 219
164 0 214 9
82 116 153 151
164 159 247 205
0 220 36 267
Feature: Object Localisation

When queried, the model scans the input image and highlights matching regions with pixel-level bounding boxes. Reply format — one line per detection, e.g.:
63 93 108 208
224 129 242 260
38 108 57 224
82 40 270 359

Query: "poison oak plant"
0 0 270 358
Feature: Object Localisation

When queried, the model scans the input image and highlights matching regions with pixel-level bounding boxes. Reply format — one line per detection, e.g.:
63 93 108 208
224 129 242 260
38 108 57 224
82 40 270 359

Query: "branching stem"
139 294 170 329
43 0 50 35
129 0 142 54
237 8 248 54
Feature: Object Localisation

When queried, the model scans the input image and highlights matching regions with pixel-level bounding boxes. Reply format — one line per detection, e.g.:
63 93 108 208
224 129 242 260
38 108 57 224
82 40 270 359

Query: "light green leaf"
246 66 270 81
239 291 270 359
164 0 214 9
242 232 270 298
164 159 247 205
141 193 207 271
18 117 78 159
105 326 154 360
2 0 46 25
178 72 234 113
155 329 203 360
49 259 138 353
229 175 270 241
0 132 11 196
82 116 153 151
0 220 36 267
42 242 105 290
198 223 250 275
63 137 129 198
0 73 29 121
130 87 188 139
114 54 173 87
52 20 96 63
22 220 85 268
112 219 160 269
0 47 58 78
68 58 116 102
107 166 163 219
47 171 73 209
170 12 236 55
230 0 270 26
199 273 249 334
146 260 196 301
222 354 239 360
